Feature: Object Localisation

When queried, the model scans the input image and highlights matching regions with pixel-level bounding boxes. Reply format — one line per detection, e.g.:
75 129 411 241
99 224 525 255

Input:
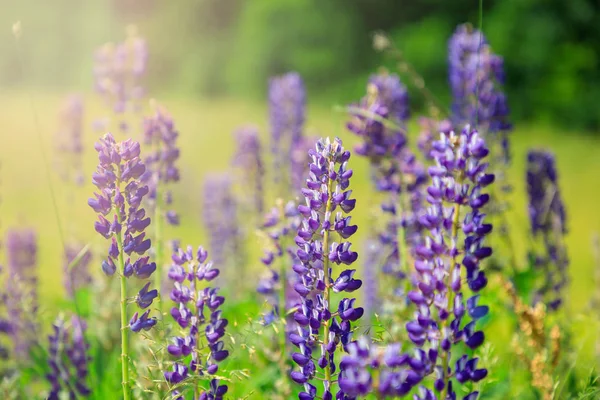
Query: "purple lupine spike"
268 72 306 190
339 337 421 397
417 117 453 161
88 133 158 331
448 24 512 162
202 173 244 288
165 246 229 398
63 243 93 298
362 238 382 318
407 126 493 398
93 28 147 133
232 125 265 214
290 137 363 399
526 150 568 310
347 72 427 307
258 200 302 326
5 228 39 360
290 136 318 194
46 315 91 399
55 94 85 185
140 105 181 226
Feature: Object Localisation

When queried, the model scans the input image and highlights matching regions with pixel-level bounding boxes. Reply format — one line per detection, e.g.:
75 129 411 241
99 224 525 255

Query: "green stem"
322 178 335 387
115 227 131 400
440 198 463 400
154 190 164 315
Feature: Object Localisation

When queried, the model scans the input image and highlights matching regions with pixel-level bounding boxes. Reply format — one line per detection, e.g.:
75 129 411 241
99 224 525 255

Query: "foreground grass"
1 91 599 397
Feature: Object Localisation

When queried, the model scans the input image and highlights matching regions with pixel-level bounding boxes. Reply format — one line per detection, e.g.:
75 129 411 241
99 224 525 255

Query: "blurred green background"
1 0 599 128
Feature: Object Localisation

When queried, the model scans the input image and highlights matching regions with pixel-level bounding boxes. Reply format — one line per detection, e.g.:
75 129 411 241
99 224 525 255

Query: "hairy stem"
322 177 335 388
115 226 131 400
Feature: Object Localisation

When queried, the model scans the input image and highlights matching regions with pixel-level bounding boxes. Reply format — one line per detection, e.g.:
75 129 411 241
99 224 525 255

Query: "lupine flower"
269 72 306 190
88 133 158 329
290 137 363 400
347 73 426 305
339 337 422 397
63 243 93 298
407 126 493 398
93 27 147 133
448 24 511 162
5 228 39 360
290 136 319 194
55 94 85 185
526 150 568 310
258 200 302 326
202 173 245 291
0 265 11 363
232 125 264 214
141 105 181 226
165 246 229 399
46 315 91 399
417 117 453 161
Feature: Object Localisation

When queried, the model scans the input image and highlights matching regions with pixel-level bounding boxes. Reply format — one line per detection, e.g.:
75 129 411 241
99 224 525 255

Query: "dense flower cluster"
5 228 39 359
165 246 229 399
526 150 568 310
407 126 493 398
63 243 93 298
93 28 147 133
232 126 265 215
258 200 302 325
55 94 85 185
46 315 91 399
268 72 306 190
290 137 363 399
417 117 453 161
339 337 422 397
448 24 511 162
88 133 158 332
141 106 181 226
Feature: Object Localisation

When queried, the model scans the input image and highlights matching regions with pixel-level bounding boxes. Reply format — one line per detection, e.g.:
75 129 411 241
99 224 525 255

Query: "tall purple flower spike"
269 72 306 191
232 125 265 215
290 137 363 400
46 315 91 399
258 200 302 326
448 24 512 163
141 105 181 226
55 94 85 185
93 28 148 133
526 150 568 310
5 228 39 360
165 246 229 399
88 133 158 332
407 126 493 399
347 72 427 308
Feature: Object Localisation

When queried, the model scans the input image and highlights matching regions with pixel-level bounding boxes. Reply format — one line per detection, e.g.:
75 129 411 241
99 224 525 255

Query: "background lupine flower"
361 237 382 319
347 72 426 310
0 265 10 364
55 94 85 186
63 243 93 298
448 23 512 162
165 246 229 399
89 132 157 399
202 173 245 294
339 337 421 397
93 27 147 133
268 72 306 191
258 200 302 327
290 137 363 400
141 105 181 226
232 125 264 215
526 150 568 310
46 315 91 399
407 126 493 398
5 228 39 360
